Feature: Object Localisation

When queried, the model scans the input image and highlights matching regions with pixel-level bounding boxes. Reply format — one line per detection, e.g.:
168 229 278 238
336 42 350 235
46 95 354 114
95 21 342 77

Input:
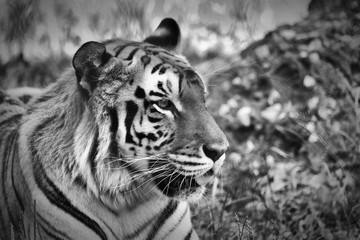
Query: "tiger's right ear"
73 41 113 93
144 18 181 53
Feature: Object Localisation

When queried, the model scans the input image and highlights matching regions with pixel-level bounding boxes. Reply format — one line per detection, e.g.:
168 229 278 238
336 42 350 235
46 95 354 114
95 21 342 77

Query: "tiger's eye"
157 99 172 109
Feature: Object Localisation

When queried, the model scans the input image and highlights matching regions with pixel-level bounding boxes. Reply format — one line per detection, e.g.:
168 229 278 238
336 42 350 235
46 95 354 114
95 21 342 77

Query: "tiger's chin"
97 179 160 211
151 169 215 203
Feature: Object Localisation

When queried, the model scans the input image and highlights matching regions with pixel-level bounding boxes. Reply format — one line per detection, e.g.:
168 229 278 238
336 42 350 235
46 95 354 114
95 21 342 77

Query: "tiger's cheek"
116 100 175 156
132 114 175 156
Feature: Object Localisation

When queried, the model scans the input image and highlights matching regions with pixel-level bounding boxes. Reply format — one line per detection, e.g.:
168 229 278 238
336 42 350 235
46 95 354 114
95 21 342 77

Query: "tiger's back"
0 91 29 239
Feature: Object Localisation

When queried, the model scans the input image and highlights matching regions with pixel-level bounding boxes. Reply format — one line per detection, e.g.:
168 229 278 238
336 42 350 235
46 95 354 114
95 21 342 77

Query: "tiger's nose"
202 143 228 162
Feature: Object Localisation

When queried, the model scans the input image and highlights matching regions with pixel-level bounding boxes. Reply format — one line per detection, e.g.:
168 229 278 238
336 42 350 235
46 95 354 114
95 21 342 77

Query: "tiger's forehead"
108 42 205 106
113 42 190 70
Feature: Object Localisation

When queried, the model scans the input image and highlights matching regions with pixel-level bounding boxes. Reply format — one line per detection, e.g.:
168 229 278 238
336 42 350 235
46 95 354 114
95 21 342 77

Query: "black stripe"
0 218 5 239
30 117 108 240
161 206 189 239
114 43 140 56
106 105 141 183
34 94 53 104
149 91 166 98
108 107 119 158
102 39 118 44
144 100 150 110
166 137 175 145
0 137 9 234
150 50 159 56
115 45 129 57
0 114 22 128
98 219 121 240
33 157 108 240
170 159 205 166
36 213 71 240
157 82 168 94
134 87 146 99
125 48 139 61
178 74 183 94
125 101 138 144
144 46 176 58
18 94 32 104
159 66 168 75
38 226 44 240
149 108 158 114
124 214 156 240
184 229 193 240
148 116 162 123
2 131 17 226
147 133 158 142
140 113 144 125
37 221 64 240
89 129 99 178
134 132 146 147
151 63 163 74
154 137 169 150
146 200 178 240
2 98 23 106
126 221 153 239
166 80 173 93
174 59 185 63
11 133 25 211
0 109 9 116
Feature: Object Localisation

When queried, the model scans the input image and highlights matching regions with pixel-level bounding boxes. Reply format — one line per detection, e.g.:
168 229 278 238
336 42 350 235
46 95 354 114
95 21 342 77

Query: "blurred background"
1 0 360 239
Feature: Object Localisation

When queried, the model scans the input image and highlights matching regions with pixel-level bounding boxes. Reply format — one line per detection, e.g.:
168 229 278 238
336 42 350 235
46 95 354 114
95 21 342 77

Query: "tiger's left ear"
73 41 116 94
144 18 181 53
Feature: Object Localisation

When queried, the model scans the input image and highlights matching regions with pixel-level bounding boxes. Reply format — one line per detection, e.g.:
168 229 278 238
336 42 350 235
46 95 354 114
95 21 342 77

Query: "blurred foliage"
0 0 261 88
193 0 360 239
0 0 273 88
4 0 38 48
1 0 360 239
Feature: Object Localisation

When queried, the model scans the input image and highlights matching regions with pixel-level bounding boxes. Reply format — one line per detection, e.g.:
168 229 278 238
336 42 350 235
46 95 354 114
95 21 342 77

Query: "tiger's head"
72 19 228 206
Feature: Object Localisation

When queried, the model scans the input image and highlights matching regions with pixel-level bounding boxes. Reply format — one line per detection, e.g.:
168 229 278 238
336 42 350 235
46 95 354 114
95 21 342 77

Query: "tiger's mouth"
149 160 214 197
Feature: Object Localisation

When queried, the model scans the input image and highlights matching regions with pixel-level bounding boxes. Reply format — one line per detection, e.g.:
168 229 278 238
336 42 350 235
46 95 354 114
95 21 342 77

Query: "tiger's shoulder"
6 87 44 104
0 87 45 136
0 89 25 130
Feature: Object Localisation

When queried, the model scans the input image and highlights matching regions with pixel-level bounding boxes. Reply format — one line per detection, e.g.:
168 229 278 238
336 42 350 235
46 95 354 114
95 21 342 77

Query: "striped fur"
0 18 228 240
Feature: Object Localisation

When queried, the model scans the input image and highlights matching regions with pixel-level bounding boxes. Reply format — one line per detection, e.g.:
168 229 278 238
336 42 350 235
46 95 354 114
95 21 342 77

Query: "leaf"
307 96 319 110
218 103 230 116
303 75 316 87
237 106 252 126
260 103 282 122
255 45 270 59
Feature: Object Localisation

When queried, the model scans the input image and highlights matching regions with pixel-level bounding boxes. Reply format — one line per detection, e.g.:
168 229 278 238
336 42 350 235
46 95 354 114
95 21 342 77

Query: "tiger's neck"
23 70 86 179
21 70 164 211
14 71 197 240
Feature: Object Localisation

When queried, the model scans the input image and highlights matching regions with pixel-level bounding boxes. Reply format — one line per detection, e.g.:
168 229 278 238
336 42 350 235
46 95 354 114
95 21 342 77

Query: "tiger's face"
73 19 228 202
113 46 228 200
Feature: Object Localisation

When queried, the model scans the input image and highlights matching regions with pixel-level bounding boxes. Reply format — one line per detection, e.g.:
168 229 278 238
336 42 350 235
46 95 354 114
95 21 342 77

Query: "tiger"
0 18 228 240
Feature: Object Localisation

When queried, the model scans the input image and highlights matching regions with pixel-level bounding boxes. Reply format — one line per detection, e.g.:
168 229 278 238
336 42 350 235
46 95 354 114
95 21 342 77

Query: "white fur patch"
153 104 174 120
74 109 99 195
154 201 193 240
141 63 184 112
